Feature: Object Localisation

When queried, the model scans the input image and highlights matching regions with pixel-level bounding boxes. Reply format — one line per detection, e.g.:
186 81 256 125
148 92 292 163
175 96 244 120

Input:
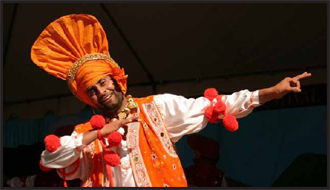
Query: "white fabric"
154 90 260 143
41 133 84 168
41 90 260 186
112 138 135 187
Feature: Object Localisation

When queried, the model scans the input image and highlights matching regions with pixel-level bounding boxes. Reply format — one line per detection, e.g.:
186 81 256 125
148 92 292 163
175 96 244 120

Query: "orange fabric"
74 96 187 187
135 97 187 187
31 14 109 80
31 14 128 106
74 59 128 107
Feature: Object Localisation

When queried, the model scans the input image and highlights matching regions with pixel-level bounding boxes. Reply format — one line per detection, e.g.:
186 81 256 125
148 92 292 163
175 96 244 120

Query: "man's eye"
90 90 96 96
100 81 106 86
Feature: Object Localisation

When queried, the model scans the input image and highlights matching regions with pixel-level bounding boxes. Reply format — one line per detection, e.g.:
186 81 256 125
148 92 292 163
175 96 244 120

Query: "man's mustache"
99 90 115 104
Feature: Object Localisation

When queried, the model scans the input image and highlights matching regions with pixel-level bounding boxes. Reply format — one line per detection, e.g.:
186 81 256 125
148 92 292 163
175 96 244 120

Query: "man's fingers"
289 79 300 88
291 87 302 93
287 78 302 93
121 114 140 124
293 72 312 80
296 80 301 89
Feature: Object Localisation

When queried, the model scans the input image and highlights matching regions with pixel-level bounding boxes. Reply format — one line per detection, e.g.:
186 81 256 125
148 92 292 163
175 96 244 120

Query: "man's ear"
112 78 122 93
109 75 123 93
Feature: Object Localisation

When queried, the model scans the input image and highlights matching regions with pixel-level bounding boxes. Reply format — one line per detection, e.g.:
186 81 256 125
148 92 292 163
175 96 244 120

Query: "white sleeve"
220 89 261 119
41 131 85 180
153 90 260 143
154 94 210 143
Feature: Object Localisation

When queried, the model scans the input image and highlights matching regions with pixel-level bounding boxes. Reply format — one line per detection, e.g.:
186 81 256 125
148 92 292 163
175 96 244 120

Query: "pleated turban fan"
31 14 128 107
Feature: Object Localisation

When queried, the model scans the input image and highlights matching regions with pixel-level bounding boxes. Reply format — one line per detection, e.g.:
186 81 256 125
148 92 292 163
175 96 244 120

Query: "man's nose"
96 86 106 96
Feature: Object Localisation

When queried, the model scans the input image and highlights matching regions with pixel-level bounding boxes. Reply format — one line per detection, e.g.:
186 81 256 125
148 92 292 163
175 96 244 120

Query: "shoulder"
74 121 92 134
153 93 185 102
135 93 181 104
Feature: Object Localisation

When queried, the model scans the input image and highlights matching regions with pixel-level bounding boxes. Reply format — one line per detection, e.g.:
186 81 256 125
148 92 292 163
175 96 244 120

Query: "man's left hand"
271 72 312 100
259 72 312 104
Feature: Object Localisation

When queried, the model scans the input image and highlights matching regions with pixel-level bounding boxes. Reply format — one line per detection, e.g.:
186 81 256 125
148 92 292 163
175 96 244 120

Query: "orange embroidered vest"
74 96 187 187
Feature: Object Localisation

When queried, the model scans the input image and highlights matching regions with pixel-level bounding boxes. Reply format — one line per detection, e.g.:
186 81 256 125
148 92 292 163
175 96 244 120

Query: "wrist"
99 128 107 138
259 87 278 104
269 86 282 99
97 129 103 140
99 125 113 138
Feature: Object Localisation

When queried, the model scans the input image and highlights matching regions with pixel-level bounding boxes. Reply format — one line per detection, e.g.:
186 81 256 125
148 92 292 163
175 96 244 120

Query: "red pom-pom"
39 160 52 171
223 115 239 132
205 105 214 119
205 105 221 123
44 134 61 152
104 151 121 167
204 88 218 101
214 101 226 115
108 132 122 147
90 115 106 130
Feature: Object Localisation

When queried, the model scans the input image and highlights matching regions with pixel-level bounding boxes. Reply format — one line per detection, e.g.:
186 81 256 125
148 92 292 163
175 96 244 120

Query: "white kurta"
41 90 261 187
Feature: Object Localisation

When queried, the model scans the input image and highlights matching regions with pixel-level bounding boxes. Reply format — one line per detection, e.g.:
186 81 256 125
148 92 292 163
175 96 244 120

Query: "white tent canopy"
3 3 327 120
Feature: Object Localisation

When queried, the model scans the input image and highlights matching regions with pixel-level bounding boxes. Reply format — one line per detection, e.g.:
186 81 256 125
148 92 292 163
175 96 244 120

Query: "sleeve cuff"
75 133 85 151
250 90 261 108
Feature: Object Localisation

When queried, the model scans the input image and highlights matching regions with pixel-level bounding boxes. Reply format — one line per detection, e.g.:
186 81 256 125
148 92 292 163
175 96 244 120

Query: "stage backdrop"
3 105 327 186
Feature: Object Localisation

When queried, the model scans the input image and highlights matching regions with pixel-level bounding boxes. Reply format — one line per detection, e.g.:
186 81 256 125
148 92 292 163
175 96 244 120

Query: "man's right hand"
100 114 140 137
83 114 139 146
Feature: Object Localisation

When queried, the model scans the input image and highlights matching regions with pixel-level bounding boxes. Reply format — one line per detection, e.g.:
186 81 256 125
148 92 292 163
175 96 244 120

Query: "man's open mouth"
101 92 114 104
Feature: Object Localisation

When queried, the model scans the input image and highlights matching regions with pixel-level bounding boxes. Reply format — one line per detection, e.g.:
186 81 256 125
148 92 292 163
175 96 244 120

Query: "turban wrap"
31 14 128 107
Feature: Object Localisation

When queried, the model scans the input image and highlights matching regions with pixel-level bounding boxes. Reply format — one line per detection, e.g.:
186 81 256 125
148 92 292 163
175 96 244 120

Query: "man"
31 14 311 187
184 134 227 187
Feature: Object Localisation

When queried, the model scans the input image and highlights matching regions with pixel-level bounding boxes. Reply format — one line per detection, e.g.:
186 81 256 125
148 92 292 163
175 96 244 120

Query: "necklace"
105 95 138 123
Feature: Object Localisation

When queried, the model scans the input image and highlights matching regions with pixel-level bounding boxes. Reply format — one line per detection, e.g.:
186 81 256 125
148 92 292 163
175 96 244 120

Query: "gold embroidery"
127 122 152 187
142 102 178 157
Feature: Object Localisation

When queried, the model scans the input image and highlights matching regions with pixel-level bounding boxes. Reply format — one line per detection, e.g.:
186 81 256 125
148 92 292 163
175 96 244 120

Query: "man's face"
86 75 124 113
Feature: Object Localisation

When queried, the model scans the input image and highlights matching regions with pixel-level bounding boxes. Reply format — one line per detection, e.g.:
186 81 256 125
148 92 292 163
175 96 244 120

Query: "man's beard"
100 89 124 114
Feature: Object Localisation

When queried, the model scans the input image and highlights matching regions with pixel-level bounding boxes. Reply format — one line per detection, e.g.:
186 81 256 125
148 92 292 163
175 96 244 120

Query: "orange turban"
31 14 128 107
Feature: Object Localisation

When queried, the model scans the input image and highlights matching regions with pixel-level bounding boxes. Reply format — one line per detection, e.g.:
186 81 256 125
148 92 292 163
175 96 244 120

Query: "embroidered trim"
142 102 178 158
127 122 152 187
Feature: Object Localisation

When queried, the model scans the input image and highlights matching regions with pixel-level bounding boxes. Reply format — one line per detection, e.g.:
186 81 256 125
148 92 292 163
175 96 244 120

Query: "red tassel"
204 88 218 101
108 132 122 147
223 115 239 132
106 165 115 187
104 151 121 167
90 115 106 130
205 105 221 123
56 159 80 187
44 135 61 152
58 168 68 187
39 160 52 171
213 101 226 115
